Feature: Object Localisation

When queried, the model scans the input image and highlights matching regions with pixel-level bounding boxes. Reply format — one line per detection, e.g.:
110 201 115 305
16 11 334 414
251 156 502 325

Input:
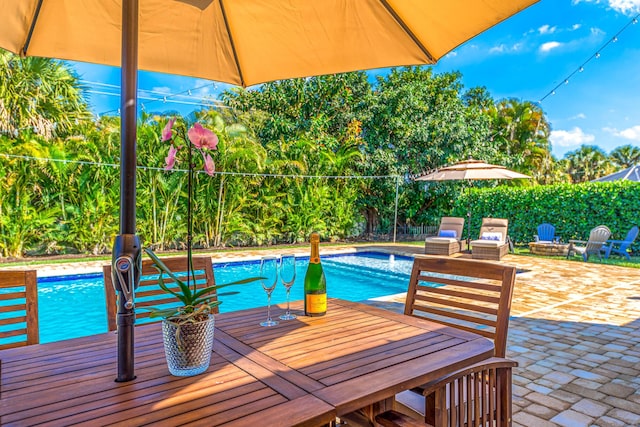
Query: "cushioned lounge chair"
424 216 465 255
470 218 509 260
602 225 638 260
567 225 611 262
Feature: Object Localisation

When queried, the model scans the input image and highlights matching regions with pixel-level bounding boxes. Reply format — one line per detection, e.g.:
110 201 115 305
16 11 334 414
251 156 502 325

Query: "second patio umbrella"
415 159 530 249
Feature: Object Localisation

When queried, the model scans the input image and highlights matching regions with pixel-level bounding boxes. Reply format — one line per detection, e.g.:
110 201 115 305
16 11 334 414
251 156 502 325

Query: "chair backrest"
478 218 509 244
585 225 612 254
622 226 639 249
536 223 556 241
0 270 39 350
104 256 217 332
438 217 465 240
405 257 516 357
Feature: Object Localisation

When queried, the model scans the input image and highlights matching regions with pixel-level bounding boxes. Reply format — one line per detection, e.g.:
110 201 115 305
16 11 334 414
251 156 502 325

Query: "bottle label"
306 293 327 314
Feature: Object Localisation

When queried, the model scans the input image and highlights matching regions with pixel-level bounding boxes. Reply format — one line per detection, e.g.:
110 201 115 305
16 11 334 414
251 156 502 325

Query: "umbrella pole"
111 0 141 383
466 182 472 251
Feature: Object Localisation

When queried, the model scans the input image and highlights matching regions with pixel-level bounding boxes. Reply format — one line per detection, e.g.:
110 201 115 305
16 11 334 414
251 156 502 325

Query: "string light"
0 153 398 180
539 12 639 103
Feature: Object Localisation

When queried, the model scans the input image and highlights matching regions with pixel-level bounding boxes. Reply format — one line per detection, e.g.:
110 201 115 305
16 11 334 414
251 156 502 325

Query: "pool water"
32 252 415 344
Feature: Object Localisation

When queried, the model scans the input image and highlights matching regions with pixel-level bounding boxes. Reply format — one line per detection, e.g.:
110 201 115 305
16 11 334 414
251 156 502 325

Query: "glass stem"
267 293 272 321
286 288 291 314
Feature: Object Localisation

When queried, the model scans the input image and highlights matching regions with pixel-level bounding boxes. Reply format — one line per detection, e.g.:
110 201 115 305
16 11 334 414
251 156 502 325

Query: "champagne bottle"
304 232 327 316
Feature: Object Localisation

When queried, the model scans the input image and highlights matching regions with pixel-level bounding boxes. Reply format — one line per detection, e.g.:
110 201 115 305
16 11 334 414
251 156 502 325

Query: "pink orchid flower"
188 123 218 150
165 144 178 170
203 152 215 176
162 118 176 142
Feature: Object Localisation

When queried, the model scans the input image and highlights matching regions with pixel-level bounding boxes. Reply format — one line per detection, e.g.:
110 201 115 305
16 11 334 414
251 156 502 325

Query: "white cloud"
539 41 562 53
550 127 595 148
571 24 582 31
572 0 640 14
605 125 640 141
488 43 522 54
569 113 587 120
608 0 640 14
538 25 557 34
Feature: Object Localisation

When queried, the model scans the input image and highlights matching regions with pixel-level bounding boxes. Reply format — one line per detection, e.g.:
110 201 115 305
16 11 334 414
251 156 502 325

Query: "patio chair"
534 223 560 243
393 256 517 426
0 270 39 350
103 256 217 331
424 217 465 255
376 358 518 427
602 225 638 260
566 225 611 262
470 218 510 260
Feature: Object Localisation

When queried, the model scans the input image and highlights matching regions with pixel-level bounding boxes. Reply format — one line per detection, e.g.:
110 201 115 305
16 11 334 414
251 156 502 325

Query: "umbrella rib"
218 0 246 87
378 0 436 63
21 0 45 56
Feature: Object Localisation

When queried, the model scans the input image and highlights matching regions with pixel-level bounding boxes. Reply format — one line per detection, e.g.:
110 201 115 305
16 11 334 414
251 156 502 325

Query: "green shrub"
450 181 640 253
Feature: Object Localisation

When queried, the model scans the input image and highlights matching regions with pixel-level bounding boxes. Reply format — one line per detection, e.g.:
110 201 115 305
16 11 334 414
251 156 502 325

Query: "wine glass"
259 256 279 327
279 254 297 320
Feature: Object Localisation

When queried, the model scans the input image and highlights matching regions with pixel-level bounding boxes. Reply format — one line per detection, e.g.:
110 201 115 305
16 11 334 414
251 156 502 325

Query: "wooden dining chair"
0 270 39 350
376 358 517 427
395 256 517 426
103 256 218 331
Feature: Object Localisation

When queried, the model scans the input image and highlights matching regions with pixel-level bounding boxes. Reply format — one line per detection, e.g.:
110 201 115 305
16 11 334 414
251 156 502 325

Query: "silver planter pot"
162 314 215 376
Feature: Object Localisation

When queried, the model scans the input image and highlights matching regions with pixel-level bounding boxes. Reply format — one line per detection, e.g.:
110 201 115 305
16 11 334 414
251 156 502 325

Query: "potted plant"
144 116 259 376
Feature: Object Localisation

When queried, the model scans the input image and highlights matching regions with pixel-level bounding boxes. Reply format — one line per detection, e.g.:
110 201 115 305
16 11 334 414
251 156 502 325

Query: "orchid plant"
144 117 257 324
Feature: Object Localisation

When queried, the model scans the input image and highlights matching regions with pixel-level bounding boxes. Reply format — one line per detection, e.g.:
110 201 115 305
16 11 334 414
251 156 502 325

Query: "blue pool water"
30 252 415 344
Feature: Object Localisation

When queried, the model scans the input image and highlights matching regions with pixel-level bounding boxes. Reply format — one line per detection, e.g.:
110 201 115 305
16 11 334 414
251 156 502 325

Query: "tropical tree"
564 145 614 183
0 50 92 139
487 98 557 183
363 67 497 227
609 144 640 169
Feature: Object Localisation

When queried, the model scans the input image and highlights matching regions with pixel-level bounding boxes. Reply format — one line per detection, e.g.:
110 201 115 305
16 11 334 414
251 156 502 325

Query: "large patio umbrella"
415 159 530 249
0 1 539 381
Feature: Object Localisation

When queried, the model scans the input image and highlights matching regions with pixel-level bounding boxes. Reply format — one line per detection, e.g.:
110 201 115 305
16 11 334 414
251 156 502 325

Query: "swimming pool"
33 251 415 343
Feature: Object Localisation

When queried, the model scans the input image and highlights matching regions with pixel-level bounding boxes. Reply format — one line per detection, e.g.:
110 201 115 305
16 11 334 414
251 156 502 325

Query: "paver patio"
4 244 640 426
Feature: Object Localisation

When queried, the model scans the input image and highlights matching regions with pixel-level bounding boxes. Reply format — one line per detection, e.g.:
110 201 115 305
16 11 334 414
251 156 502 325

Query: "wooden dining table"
0 298 494 426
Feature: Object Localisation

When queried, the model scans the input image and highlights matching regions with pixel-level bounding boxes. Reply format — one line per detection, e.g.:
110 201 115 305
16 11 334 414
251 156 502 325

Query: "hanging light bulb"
595 52 601 59
613 36 618 42
633 18 638 24
564 79 569 85
551 90 556 96
579 66 584 72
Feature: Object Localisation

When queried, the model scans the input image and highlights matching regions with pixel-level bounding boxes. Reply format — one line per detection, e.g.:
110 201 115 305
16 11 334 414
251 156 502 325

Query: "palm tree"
0 50 92 139
564 145 614 182
609 145 640 169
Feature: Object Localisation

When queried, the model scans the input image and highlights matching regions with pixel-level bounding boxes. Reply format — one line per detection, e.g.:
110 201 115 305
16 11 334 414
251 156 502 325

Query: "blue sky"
72 0 640 159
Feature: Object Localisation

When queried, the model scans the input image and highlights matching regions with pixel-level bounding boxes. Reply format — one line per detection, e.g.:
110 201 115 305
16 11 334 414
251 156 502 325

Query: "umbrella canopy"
1 1 538 87
415 159 530 249
593 165 640 182
415 159 531 181
0 1 538 381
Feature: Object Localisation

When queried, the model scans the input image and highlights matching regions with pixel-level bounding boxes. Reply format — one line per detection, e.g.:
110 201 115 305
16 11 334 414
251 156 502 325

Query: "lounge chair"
470 218 509 260
602 225 638 260
535 222 560 243
424 216 465 255
567 225 611 262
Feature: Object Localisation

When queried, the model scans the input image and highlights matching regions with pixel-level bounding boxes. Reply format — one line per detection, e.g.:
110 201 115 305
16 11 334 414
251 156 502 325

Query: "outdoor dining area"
1 256 514 426
2 246 640 426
